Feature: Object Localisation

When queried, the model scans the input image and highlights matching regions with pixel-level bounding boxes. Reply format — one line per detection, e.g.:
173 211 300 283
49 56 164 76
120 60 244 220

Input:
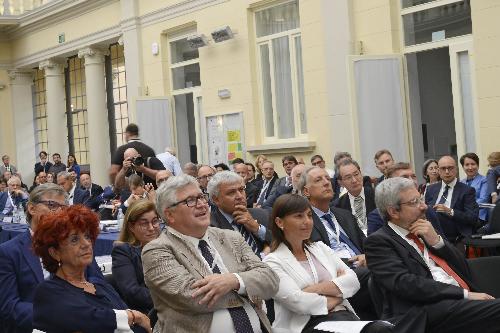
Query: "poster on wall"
206 112 244 167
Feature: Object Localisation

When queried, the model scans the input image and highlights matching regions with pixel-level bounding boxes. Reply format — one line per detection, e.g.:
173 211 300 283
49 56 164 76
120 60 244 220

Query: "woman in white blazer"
263 194 361 333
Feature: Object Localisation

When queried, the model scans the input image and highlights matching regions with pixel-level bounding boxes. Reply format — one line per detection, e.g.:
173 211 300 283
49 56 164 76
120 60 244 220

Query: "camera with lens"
127 155 144 167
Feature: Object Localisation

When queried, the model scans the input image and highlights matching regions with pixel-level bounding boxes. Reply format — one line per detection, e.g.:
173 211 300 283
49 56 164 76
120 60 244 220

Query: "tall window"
65 56 89 164
170 36 201 91
106 43 129 153
255 0 306 139
33 69 48 153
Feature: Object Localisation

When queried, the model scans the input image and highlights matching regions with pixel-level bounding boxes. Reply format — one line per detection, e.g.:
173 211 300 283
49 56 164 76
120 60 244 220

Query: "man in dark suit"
79 173 104 211
298 166 375 319
254 160 279 207
367 162 443 236
373 149 394 186
0 176 28 216
233 163 258 208
425 156 479 245
34 151 52 176
0 183 103 333
274 155 298 188
56 171 89 206
334 159 376 233
365 177 500 333
208 171 272 255
263 163 305 210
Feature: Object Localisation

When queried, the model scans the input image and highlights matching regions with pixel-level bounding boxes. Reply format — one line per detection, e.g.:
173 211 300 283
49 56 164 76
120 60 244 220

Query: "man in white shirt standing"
365 177 500 333
156 147 182 176
142 174 278 333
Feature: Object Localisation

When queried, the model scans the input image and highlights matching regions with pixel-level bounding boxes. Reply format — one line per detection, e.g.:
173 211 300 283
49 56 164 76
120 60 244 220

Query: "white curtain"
255 1 299 37
259 44 275 137
458 51 476 152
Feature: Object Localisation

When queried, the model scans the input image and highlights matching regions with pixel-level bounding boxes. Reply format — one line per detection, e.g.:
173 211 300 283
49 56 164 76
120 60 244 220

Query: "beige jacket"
142 227 279 333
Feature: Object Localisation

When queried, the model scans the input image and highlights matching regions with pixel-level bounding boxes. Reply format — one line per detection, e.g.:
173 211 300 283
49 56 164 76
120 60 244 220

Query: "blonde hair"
117 199 157 246
255 155 267 174
487 152 500 168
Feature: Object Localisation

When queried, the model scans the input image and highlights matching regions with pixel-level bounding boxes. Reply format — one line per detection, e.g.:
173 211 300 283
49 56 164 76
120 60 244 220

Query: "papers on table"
315 321 374 333
482 233 500 240
95 255 112 275
100 220 118 232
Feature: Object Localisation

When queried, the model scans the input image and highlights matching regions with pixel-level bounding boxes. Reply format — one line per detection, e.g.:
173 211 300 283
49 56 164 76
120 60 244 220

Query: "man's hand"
232 205 260 233
409 219 440 246
126 193 141 205
122 158 133 171
469 292 495 300
191 273 240 308
433 203 452 215
348 254 366 267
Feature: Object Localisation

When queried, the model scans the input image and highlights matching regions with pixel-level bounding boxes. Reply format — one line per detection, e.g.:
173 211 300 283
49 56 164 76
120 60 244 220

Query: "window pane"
171 63 201 90
256 1 300 37
294 36 307 134
260 44 274 137
170 38 199 64
403 0 471 46
272 36 295 139
402 0 438 8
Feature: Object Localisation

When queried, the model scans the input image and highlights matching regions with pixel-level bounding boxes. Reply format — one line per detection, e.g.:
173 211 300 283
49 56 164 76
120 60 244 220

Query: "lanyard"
322 215 340 245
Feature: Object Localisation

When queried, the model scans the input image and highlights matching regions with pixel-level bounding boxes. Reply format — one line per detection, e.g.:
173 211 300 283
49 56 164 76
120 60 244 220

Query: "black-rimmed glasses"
36 200 69 211
169 193 209 208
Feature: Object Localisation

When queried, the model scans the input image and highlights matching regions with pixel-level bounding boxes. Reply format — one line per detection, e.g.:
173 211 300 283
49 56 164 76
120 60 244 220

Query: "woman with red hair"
32 205 151 333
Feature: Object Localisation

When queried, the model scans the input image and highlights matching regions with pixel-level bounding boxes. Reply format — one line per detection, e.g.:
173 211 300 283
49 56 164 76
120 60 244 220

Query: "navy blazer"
0 231 103 333
111 243 153 314
33 275 146 333
73 187 90 206
310 207 366 252
34 162 52 176
424 181 479 239
367 207 444 236
210 206 272 253
333 186 377 218
262 185 293 210
365 224 476 320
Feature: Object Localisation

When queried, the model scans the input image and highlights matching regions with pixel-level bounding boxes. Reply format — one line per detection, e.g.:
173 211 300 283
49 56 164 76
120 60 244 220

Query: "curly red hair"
32 205 100 273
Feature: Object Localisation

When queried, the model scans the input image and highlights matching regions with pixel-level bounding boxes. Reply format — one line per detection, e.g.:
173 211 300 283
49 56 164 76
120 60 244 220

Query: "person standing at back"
109 123 156 185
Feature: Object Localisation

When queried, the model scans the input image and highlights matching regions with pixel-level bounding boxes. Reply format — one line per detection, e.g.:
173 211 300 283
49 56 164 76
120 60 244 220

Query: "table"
0 222 120 256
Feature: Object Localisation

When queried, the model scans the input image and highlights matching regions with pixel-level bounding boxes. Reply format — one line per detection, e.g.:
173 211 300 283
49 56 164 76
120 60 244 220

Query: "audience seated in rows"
263 163 305 210
0 176 29 216
57 171 89 206
255 160 279 207
48 153 66 176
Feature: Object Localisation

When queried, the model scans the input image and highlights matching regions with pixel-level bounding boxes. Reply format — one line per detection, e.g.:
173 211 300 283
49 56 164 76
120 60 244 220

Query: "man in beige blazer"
142 174 279 333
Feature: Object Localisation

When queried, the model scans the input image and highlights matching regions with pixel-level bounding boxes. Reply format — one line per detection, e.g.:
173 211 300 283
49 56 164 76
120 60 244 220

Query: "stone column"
78 47 110 186
8 70 36 182
40 59 69 158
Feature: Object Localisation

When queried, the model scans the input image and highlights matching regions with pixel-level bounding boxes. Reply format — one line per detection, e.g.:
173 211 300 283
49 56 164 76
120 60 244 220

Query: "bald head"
438 155 457 184
234 163 249 182
291 164 306 191
124 148 139 160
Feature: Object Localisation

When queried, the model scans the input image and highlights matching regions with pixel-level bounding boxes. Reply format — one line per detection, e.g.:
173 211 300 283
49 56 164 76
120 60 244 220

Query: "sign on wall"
206 112 245 167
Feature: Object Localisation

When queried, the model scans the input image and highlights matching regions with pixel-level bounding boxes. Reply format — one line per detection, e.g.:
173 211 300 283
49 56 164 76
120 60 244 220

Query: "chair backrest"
467 256 500 298
367 276 384 319
489 202 500 233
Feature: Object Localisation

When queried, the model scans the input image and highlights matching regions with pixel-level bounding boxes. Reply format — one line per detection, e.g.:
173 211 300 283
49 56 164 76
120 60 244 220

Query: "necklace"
60 267 92 288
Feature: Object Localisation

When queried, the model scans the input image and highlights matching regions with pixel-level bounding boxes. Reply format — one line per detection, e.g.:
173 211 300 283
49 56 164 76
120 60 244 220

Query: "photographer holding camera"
114 148 165 191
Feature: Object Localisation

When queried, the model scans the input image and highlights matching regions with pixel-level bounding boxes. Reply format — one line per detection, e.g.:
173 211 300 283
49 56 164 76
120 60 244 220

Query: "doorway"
174 92 203 165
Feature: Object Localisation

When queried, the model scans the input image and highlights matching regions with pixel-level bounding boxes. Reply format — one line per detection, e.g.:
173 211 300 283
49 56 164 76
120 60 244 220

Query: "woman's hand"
326 296 343 311
129 310 152 332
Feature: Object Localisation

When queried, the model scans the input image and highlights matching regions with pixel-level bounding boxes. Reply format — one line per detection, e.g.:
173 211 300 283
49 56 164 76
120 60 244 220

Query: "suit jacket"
82 183 104 211
210 206 272 253
141 227 279 333
364 224 476 320
244 181 259 208
367 207 444 236
0 165 17 176
0 192 28 216
332 175 373 201
486 166 500 198
0 231 103 333
310 207 366 252
333 186 376 219
424 181 479 239
262 185 294 210
264 242 359 333
72 187 90 206
254 174 279 204
34 162 52 175
111 243 153 314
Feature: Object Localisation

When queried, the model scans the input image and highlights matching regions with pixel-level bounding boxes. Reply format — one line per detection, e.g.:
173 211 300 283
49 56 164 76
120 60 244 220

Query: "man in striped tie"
208 171 272 257
365 177 500 333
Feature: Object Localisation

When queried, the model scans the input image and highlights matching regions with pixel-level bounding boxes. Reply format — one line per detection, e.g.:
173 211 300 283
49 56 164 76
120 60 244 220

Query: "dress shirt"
347 189 367 233
156 152 182 176
2 192 14 215
68 184 76 205
388 222 467 298
311 206 356 258
220 209 267 242
435 178 458 208
168 228 262 333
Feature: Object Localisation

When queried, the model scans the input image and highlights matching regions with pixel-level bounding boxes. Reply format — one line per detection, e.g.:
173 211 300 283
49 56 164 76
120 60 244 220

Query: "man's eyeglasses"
37 200 69 211
197 174 214 181
311 160 324 166
342 171 362 183
169 193 209 208
439 166 455 172
133 218 161 231
400 197 425 207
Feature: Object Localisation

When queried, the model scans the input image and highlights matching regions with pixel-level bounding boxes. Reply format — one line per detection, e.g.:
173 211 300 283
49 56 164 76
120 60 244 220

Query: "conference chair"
463 203 500 256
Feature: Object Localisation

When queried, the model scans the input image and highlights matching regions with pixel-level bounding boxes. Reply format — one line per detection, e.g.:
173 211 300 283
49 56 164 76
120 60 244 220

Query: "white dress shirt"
156 151 182 176
388 222 467 298
435 178 458 208
68 184 76 205
347 188 367 233
168 228 262 333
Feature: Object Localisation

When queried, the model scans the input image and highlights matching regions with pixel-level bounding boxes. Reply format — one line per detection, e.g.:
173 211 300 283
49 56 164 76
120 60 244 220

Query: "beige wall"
0 70 16 164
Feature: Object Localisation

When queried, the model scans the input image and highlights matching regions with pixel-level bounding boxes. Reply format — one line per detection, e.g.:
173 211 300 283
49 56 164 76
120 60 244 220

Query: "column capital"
7 70 34 85
39 59 65 76
78 47 108 65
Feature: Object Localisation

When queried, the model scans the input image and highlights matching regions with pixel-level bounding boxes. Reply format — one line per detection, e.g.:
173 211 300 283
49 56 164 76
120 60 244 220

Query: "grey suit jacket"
142 227 279 333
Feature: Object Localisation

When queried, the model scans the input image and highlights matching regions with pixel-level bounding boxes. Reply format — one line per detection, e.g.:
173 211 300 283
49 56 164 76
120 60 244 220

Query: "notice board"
206 112 245 166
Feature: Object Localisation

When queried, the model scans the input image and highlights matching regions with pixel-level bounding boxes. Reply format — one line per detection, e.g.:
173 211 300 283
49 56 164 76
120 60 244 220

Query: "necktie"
406 233 469 290
438 185 450 205
198 240 254 333
353 196 366 229
256 181 269 205
233 221 259 255
322 214 361 255
466 179 473 187
286 176 292 187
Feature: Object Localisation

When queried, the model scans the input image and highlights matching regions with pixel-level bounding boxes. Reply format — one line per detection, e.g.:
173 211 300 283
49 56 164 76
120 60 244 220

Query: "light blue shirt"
219 209 267 242
461 174 489 221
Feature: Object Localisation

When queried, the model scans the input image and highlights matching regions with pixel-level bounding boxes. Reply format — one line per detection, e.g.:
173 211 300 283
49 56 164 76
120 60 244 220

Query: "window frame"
33 68 48 155
169 33 201 95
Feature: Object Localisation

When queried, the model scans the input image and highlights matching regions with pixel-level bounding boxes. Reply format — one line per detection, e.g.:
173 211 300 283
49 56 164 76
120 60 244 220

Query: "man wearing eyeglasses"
142 174 278 333
0 183 103 333
208 171 272 257
334 159 376 234
365 177 500 333
425 156 479 247
197 165 215 195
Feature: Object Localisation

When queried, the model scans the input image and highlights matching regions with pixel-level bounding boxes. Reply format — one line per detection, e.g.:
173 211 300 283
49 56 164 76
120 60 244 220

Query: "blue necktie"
322 214 361 255
198 240 254 333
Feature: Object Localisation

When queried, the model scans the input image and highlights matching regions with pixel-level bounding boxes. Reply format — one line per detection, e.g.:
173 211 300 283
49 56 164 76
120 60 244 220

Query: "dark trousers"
349 266 378 320
390 298 500 333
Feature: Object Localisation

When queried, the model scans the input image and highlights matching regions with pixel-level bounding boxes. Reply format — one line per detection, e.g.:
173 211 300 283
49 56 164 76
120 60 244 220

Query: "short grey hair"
207 171 243 198
337 159 361 180
375 177 416 222
57 171 72 180
155 174 199 221
334 151 352 166
297 166 318 194
7 176 21 186
27 183 68 224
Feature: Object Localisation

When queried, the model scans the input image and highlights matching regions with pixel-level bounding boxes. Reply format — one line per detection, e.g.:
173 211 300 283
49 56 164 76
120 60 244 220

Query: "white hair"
155 174 199 221
375 177 416 222
207 171 243 198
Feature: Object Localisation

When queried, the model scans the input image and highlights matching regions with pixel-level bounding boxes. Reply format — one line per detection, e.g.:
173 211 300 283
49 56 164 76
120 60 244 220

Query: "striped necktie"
353 196 366 229
233 221 259 255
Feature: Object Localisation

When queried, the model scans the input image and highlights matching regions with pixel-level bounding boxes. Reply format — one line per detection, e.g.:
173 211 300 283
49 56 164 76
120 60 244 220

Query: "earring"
58 261 62 267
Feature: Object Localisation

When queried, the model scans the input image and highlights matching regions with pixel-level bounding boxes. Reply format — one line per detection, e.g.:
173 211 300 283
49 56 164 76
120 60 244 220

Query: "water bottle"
12 205 19 224
18 205 27 224
116 208 124 230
